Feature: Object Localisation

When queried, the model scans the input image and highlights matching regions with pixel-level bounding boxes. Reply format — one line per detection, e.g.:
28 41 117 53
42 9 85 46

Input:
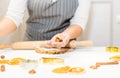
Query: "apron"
24 0 78 41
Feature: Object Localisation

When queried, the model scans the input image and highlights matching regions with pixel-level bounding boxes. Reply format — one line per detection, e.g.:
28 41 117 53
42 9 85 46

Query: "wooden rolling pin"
0 40 93 50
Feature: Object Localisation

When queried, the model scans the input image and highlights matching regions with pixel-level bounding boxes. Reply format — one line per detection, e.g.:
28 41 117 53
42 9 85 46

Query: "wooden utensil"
0 40 93 50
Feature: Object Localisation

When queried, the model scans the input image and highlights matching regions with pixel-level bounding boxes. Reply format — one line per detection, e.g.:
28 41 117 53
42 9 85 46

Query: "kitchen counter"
0 47 120 78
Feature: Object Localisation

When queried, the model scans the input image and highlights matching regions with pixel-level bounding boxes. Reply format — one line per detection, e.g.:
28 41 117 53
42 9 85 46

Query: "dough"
35 47 72 54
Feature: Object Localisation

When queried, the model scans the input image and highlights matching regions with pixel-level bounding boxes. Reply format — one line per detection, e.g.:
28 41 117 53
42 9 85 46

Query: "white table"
0 47 120 78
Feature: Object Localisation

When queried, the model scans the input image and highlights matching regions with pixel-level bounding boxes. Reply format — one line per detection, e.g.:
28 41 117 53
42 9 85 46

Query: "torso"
24 0 78 41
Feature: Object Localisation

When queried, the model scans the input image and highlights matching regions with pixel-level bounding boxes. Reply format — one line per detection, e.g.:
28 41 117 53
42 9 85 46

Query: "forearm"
63 24 83 39
0 17 17 37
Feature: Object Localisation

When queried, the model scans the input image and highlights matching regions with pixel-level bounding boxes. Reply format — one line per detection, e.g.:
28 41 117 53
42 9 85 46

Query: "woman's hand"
47 33 70 48
47 24 83 48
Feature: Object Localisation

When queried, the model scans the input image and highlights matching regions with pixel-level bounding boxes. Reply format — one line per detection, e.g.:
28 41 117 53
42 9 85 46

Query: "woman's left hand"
46 33 70 48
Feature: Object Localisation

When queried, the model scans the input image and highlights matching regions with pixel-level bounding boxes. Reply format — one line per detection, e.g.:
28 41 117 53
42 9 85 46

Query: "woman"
0 0 91 48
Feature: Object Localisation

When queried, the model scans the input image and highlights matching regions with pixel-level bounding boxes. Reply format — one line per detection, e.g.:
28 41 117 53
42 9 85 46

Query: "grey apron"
24 0 78 41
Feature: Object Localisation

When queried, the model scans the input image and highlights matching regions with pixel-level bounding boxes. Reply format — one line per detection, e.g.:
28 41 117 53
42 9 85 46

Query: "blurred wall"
78 0 120 46
113 0 120 46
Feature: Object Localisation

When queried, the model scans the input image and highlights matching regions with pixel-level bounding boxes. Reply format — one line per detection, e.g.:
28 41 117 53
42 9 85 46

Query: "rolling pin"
0 40 93 50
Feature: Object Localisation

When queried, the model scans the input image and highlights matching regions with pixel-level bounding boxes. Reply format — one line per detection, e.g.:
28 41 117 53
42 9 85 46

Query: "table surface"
0 47 120 78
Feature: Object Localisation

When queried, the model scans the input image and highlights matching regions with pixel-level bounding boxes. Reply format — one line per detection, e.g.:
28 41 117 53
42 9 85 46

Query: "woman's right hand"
46 33 70 48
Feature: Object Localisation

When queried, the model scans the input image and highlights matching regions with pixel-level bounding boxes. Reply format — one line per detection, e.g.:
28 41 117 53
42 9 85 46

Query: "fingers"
53 42 66 48
47 40 66 48
46 33 70 48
